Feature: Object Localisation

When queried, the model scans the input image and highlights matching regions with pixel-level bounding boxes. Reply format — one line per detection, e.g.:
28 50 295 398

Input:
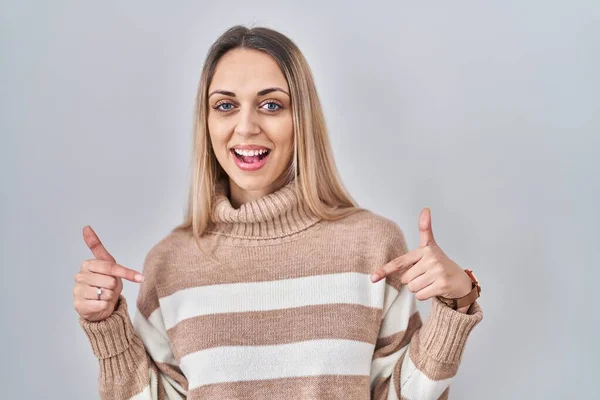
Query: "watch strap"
437 269 481 310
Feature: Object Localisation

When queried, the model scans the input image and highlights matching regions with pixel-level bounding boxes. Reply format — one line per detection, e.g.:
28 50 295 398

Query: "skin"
207 48 295 208
370 208 475 313
74 226 144 322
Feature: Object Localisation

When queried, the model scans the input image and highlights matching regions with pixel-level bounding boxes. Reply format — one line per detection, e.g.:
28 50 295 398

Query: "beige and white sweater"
79 179 483 399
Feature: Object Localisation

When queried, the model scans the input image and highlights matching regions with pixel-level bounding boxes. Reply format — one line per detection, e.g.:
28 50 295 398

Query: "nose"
234 107 260 137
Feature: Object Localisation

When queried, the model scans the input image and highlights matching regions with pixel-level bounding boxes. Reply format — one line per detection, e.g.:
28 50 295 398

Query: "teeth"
234 148 269 156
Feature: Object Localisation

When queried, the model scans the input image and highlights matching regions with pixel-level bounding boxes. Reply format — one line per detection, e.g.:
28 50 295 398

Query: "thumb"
82 225 116 263
418 208 437 247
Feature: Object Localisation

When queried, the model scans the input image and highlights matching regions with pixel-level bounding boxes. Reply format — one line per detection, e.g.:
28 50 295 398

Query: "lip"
230 144 271 151
231 148 271 171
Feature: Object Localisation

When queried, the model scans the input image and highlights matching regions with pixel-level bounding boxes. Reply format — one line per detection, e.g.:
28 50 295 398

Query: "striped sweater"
79 179 483 399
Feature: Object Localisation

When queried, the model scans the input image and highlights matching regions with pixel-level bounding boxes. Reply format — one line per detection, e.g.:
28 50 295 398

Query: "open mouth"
231 148 271 164
230 147 272 171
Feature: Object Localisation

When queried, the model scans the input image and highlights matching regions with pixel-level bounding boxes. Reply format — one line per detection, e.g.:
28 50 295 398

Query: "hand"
370 208 472 305
73 226 144 322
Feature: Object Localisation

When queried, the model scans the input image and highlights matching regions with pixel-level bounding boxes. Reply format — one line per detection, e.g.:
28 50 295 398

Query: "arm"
370 223 484 399
79 248 188 399
370 283 483 399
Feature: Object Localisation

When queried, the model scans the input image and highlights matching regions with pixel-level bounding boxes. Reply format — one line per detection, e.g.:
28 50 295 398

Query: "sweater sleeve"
369 223 484 399
79 245 188 399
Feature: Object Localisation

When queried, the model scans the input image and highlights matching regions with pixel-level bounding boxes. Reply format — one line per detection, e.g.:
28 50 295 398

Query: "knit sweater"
79 178 483 400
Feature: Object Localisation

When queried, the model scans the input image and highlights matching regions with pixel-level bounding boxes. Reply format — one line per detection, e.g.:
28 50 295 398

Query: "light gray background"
1 1 598 399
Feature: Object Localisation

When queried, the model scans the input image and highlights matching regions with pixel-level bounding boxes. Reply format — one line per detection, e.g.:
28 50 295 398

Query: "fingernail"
135 274 144 282
370 274 379 282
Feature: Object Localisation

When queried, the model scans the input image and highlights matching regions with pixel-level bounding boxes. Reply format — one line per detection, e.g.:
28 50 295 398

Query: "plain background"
1 1 598 399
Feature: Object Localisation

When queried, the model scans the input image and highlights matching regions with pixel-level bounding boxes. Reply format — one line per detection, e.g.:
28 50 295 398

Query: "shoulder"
338 208 407 243
341 209 411 290
141 228 192 277
347 208 405 233
325 208 410 259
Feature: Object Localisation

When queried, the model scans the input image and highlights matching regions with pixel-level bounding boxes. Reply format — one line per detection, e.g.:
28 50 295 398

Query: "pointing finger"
370 248 424 283
86 259 144 283
83 226 116 263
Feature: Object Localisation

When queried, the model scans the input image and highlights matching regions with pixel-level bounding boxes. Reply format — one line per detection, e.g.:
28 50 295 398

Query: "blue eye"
215 102 234 112
262 101 283 112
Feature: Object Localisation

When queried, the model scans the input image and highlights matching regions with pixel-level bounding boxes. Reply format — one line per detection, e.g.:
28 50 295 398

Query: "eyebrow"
208 87 290 98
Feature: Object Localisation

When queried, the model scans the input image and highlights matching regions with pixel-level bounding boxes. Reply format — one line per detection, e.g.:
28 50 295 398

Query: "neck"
228 177 286 209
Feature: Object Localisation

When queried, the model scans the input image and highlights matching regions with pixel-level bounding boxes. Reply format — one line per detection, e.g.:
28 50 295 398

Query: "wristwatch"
437 269 481 310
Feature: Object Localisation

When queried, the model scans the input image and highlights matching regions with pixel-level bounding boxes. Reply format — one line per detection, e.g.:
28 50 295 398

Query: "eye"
213 101 235 112
261 100 284 112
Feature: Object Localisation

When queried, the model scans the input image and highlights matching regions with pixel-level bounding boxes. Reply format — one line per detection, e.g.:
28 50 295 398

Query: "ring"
96 287 102 301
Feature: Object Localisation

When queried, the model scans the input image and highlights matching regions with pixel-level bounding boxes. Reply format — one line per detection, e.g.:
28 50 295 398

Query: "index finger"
87 259 144 283
370 247 424 283
82 225 116 263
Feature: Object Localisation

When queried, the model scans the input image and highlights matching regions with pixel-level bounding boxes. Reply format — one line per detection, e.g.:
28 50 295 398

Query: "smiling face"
207 48 294 205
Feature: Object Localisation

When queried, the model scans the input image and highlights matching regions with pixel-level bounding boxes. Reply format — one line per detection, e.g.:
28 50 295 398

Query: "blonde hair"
173 25 363 243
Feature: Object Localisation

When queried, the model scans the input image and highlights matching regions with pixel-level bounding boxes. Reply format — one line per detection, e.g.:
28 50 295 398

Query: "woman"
74 25 483 399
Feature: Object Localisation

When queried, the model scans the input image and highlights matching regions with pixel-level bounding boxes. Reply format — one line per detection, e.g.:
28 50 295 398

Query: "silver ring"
96 287 102 301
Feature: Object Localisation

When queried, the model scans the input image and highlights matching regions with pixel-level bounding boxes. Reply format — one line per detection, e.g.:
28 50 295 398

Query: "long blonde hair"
173 25 363 243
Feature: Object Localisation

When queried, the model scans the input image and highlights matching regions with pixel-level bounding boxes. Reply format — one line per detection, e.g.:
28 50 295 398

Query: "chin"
223 151 291 194
228 174 273 192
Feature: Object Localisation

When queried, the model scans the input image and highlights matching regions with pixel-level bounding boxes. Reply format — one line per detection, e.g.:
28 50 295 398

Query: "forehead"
209 48 289 93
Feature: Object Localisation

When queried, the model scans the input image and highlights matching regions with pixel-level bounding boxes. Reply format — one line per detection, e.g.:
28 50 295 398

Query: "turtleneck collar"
207 178 321 240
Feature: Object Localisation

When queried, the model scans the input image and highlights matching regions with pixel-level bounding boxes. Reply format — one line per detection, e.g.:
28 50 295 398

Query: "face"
207 48 294 200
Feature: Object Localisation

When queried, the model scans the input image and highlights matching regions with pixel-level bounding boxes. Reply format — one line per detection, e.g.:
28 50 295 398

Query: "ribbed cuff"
79 295 136 360
418 296 483 364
